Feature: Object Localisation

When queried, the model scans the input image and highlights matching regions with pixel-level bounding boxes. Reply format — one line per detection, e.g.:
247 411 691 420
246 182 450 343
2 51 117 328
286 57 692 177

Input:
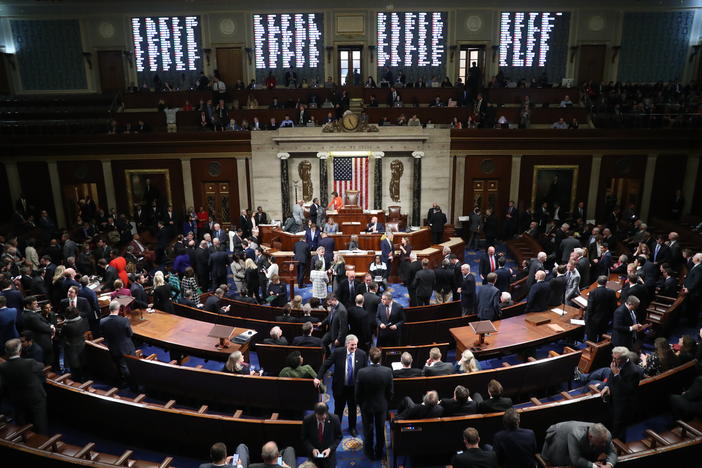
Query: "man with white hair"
263 325 288 345
612 295 643 350
601 346 642 441
500 291 513 308
459 264 476 316
527 252 547 289
0 338 48 433
541 421 617 467
574 248 590 286
525 270 551 313
100 300 136 386
683 252 702 324
292 199 305 232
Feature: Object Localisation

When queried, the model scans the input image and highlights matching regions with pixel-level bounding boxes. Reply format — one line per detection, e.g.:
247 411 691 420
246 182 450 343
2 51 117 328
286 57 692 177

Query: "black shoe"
349 428 357 437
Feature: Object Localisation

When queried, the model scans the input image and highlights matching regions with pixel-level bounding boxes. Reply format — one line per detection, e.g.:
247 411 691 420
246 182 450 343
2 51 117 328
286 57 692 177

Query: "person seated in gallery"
323 217 338 234
474 379 513 413
279 351 325 392
365 216 384 233
223 350 260 375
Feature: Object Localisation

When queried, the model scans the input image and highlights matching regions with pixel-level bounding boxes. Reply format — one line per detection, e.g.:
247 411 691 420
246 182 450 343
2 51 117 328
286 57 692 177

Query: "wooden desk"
130 310 250 361
450 306 583 358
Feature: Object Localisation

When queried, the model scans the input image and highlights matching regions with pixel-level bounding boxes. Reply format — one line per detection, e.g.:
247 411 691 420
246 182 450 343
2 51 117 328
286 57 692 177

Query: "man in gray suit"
422 347 454 376
541 421 617 468
564 260 582 306
292 199 305 232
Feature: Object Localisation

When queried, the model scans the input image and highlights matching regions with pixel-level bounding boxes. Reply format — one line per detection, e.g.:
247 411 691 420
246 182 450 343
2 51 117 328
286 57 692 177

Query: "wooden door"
97 51 125 92
215 47 243 86
203 182 234 230
577 45 606 84
471 179 499 213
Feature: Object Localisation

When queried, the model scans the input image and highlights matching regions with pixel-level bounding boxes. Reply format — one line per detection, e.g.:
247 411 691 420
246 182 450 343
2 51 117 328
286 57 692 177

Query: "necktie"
386 305 391 320
630 308 637 325
346 353 354 385
654 245 660 261
318 421 324 442
490 255 495 272
349 281 354 296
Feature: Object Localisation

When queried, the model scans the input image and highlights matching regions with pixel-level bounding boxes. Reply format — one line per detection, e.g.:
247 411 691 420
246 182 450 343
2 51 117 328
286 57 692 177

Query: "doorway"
458 46 485 88
215 47 244 87
62 183 100 225
604 178 641 214
577 45 606 84
202 181 233 230
471 179 499 213
338 46 363 86
97 51 126 92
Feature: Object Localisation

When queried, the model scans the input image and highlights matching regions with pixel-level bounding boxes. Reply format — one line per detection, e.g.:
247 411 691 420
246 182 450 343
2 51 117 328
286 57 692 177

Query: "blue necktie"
346 353 353 385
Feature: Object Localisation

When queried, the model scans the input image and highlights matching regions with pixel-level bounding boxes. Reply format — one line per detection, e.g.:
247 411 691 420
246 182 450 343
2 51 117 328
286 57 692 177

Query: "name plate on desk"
343 222 361 225
525 314 551 326
458 216 470 222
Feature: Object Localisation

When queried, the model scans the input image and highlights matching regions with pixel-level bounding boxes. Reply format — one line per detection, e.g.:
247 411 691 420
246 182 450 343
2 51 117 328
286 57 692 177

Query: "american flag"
333 157 369 209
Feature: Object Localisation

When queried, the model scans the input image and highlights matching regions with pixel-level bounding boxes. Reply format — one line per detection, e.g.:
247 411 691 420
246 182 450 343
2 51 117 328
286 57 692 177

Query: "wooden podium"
208 324 235 349
470 320 497 350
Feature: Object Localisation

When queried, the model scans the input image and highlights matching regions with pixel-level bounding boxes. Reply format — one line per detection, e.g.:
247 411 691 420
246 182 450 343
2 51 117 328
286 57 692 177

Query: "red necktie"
490 256 495 272
318 421 324 442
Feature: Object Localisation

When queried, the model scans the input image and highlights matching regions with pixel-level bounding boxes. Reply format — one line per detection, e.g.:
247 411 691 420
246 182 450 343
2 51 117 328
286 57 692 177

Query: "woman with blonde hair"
455 350 481 373
152 271 175 313
244 257 260 301
223 350 258 375
50 265 67 306
288 295 303 310
331 252 345 292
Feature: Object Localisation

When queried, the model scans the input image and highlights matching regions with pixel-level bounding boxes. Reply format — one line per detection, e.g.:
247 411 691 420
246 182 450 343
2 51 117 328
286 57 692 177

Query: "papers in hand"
551 307 567 316
573 296 588 308
391 361 403 370
570 319 586 326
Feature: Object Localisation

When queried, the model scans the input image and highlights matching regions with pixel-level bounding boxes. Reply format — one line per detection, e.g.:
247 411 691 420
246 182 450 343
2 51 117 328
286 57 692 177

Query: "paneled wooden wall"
518 155 592 213
110 159 185 216
190 158 241 225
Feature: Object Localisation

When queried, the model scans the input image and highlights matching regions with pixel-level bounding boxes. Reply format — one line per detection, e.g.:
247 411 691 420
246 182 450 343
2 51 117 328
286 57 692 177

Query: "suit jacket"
429 211 447 233
355 363 394 413
363 292 381 319
0 357 46 405
440 398 477 416
685 264 702 298
476 284 501 321
494 267 512 293
319 237 335 265
586 286 617 330
347 305 371 345
375 301 406 329
659 276 678 297
302 413 343 465
204 295 225 314
559 237 580 264
0 307 19 347
526 260 543 289
433 267 454 294
393 367 422 378
310 254 326 271
478 396 513 413
60 296 92 320
321 303 348 345
451 447 498 468
292 334 323 348
366 222 385 233
208 250 229 279
130 282 149 308
576 257 590 286
607 359 641 405
460 273 476 307
100 314 136 357
541 421 617 468
612 304 637 349
525 281 551 313
305 228 321 251
422 361 454 376
20 310 52 357
493 427 537 468
318 347 367 393
398 401 444 419
564 270 581 302
1 289 23 311
651 243 671 264
547 275 568 307
413 269 436 298
293 240 309 264
479 254 499 282
620 282 650 312
380 238 393 264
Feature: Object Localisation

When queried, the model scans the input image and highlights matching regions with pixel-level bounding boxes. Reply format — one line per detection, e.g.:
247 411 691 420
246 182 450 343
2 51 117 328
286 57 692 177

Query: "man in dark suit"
1 279 24 311
305 223 322 251
397 390 444 419
477 273 501 321
597 243 614 277
651 235 671 265
683 253 702 324
525 270 551 313
365 216 384 233
451 427 497 468
668 232 683 270
292 321 323 348
459 264 476 316
620 274 650 322
210 222 227 245
204 288 232 315
355 347 393 460
526 252 547 289
100 300 136 386
347 295 371 351
493 409 537 468
440 385 478 416
248 441 296 468
0 295 18 348
429 207 447 244
238 210 252 238
412 259 435 306
319 233 335 267
194 241 211 292
198 442 247 468
208 249 230 290
393 352 422 377
301 402 343 467
60 285 92 322
657 267 678 298
320 294 348 350
337 270 361 309
576 250 591 288
310 247 327 272
315 334 367 436
586 276 618 342
375 292 405 347
422 347 454 376
363 282 381 322
475 379 513 413
21 296 54 367
601 346 642 440
547 265 568 307
494 257 512 293
558 232 580 264
479 246 499 284
129 274 149 310
612 296 644 350
293 238 308 286
407 253 423 305
0 338 48 433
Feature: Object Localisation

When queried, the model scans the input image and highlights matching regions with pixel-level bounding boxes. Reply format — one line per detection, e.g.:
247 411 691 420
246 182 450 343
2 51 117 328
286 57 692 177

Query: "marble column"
181 158 195 210
587 154 603 220
317 152 329 207
372 152 384 210
278 153 291 217
47 161 66 229
411 151 423 226
640 153 658 221
509 154 521 204
683 155 700 216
